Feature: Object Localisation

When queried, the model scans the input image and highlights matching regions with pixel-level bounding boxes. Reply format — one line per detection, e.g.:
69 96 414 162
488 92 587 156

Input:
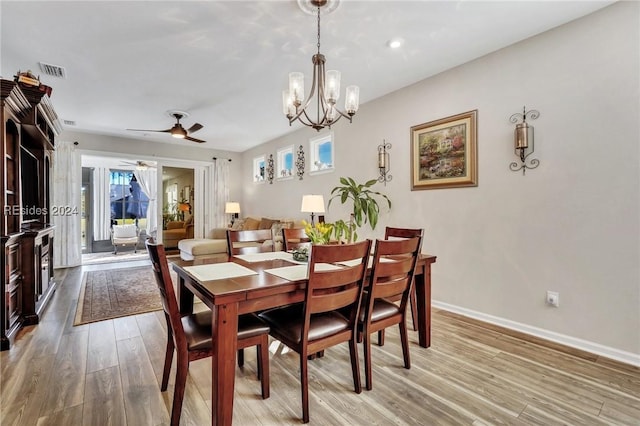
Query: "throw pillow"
231 218 245 230
243 217 261 230
259 217 279 230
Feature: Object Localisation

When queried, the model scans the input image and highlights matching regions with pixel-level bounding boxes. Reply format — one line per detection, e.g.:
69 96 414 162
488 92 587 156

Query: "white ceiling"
1 0 613 153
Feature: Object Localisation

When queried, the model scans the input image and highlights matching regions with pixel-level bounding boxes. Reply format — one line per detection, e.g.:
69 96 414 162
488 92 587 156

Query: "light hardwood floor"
1 260 639 425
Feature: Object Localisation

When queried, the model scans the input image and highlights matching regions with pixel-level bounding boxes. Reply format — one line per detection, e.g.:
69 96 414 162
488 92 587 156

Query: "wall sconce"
300 194 325 225
377 140 392 185
509 107 540 175
225 202 240 225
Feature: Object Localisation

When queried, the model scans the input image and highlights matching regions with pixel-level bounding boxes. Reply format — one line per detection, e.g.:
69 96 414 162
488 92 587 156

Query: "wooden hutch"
1 78 60 350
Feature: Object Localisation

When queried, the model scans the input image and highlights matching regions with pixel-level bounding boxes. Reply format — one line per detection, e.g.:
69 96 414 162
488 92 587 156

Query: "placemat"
184 262 258 281
264 263 342 281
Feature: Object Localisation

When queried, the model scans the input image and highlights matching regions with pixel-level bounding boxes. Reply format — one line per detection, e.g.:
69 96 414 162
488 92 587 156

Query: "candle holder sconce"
377 140 392 185
509 107 540 175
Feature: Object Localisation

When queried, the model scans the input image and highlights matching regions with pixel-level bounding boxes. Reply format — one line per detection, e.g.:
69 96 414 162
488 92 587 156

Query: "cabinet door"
4 242 21 331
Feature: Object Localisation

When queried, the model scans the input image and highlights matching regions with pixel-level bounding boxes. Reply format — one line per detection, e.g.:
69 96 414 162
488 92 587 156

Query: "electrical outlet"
546 291 559 307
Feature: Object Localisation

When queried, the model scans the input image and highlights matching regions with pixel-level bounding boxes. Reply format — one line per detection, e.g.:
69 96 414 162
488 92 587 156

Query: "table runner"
233 251 301 263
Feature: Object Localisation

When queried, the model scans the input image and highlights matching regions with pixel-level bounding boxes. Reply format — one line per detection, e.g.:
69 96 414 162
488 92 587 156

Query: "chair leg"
171 356 189 426
300 352 310 423
364 332 373 391
237 348 244 367
161 325 174 391
410 286 418 331
349 338 362 394
257 336 270 399
399 321 411 369
377 329 385 346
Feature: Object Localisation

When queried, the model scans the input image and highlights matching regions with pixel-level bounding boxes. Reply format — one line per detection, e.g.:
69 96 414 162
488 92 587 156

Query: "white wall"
240 2 640 362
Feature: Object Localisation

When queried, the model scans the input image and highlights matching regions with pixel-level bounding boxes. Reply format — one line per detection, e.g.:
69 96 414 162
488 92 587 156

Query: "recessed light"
387 38 404 49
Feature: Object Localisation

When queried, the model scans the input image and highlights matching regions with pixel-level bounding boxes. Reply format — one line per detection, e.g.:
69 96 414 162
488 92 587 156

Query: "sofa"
163 217 194 249
178 216 305 261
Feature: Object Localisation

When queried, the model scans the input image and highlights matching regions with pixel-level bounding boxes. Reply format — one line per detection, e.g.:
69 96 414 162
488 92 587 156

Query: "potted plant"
328 177 391 243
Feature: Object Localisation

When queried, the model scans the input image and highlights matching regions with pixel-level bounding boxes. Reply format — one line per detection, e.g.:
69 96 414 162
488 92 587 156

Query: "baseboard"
433 300 640 367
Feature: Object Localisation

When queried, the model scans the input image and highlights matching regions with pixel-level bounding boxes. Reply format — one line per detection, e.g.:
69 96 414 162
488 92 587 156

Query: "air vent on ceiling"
63 120 76 126
38 62 66 78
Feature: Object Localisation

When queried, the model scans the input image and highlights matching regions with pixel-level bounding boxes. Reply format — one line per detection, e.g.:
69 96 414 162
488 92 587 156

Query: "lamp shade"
225 202 241 214
300 195 325 213
178 202 191 212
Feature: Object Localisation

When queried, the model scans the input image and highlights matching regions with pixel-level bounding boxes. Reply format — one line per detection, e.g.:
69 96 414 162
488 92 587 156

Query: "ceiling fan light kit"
283 0 359 131
127 110 206 143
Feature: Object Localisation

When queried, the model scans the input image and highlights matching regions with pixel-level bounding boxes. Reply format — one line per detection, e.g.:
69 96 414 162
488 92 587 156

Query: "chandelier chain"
316 6 321 55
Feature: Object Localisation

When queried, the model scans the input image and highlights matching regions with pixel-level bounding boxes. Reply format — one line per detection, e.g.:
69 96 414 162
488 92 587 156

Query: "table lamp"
225 202 241 225
300 195 325 225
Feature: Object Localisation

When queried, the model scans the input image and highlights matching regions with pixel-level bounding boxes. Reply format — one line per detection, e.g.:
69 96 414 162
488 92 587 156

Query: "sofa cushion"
230 218 245 230
243 217 261 230
259 217 279 229
179 238 228 256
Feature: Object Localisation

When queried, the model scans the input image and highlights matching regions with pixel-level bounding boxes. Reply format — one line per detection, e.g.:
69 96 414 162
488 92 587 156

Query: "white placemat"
264 263 342 281
184 262 258 281
233 251 297 263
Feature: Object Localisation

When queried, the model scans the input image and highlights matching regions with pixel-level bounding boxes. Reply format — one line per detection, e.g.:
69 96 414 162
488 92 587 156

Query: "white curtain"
207 159 230 229
92 167 111 240
52 141 81 267
133 168 158 238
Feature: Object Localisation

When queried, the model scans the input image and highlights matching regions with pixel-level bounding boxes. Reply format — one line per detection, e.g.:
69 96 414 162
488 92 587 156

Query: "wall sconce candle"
509 107 540 175
377 140 392 185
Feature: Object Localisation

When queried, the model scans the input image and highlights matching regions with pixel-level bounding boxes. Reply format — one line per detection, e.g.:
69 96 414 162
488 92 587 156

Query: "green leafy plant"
328 177 391 243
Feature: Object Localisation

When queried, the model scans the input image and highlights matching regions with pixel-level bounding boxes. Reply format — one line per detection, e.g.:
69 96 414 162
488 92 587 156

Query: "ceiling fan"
119 160 157 170
127 111 205 143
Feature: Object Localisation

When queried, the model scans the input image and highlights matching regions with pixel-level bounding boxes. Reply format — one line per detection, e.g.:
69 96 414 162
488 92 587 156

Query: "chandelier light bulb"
289 72 304 105
325 70 341 103
345 85 360 115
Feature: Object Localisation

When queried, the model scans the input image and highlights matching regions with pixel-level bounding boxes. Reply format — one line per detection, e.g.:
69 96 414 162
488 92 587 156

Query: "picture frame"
410 110 477 190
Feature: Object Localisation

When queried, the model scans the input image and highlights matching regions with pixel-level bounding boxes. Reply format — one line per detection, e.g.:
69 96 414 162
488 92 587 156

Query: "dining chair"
258 240 372 423
227 228 275 255
282 227 311 251
358 236 422 391
378 226 424 343
145 240 270 426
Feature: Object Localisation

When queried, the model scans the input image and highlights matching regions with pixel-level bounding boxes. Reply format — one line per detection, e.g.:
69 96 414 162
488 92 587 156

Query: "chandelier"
282 0 359 131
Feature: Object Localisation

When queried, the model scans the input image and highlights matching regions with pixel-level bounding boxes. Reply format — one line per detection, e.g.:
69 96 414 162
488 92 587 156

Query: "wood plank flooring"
1 260 638 425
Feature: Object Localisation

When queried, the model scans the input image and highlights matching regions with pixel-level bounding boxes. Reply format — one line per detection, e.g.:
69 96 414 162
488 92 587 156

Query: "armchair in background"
111 223 139 254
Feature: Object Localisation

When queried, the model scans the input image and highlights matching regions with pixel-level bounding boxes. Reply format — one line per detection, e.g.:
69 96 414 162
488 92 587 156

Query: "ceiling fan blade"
187 123 203 134
184 135 206 143
126 128 172 133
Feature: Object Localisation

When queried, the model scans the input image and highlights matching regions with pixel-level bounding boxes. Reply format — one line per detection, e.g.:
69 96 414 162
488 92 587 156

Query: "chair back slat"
227 229 275 255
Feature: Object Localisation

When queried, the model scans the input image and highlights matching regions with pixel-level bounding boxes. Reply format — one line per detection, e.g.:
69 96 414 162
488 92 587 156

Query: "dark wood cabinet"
1 79 59 350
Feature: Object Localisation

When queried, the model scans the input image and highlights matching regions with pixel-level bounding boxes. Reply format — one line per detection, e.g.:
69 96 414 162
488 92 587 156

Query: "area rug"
74 266 162 326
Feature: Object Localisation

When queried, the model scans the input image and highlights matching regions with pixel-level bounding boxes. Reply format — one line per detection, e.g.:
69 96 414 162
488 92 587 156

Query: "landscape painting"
411 110 478 190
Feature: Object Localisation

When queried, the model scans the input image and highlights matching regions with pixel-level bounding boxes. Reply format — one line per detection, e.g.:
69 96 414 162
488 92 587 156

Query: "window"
109 170 149 227
277 145 294 180
309 132 334 174
253 155 266 183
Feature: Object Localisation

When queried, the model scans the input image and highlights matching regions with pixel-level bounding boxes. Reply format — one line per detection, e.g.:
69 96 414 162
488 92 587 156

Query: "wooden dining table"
172 251 437 426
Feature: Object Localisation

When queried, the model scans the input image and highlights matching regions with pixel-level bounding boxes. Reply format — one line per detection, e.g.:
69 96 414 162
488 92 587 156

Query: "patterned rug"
74 266 162 325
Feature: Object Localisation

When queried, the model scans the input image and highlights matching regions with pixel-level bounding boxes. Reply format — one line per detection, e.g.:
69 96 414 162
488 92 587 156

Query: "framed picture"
410 110 477 190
